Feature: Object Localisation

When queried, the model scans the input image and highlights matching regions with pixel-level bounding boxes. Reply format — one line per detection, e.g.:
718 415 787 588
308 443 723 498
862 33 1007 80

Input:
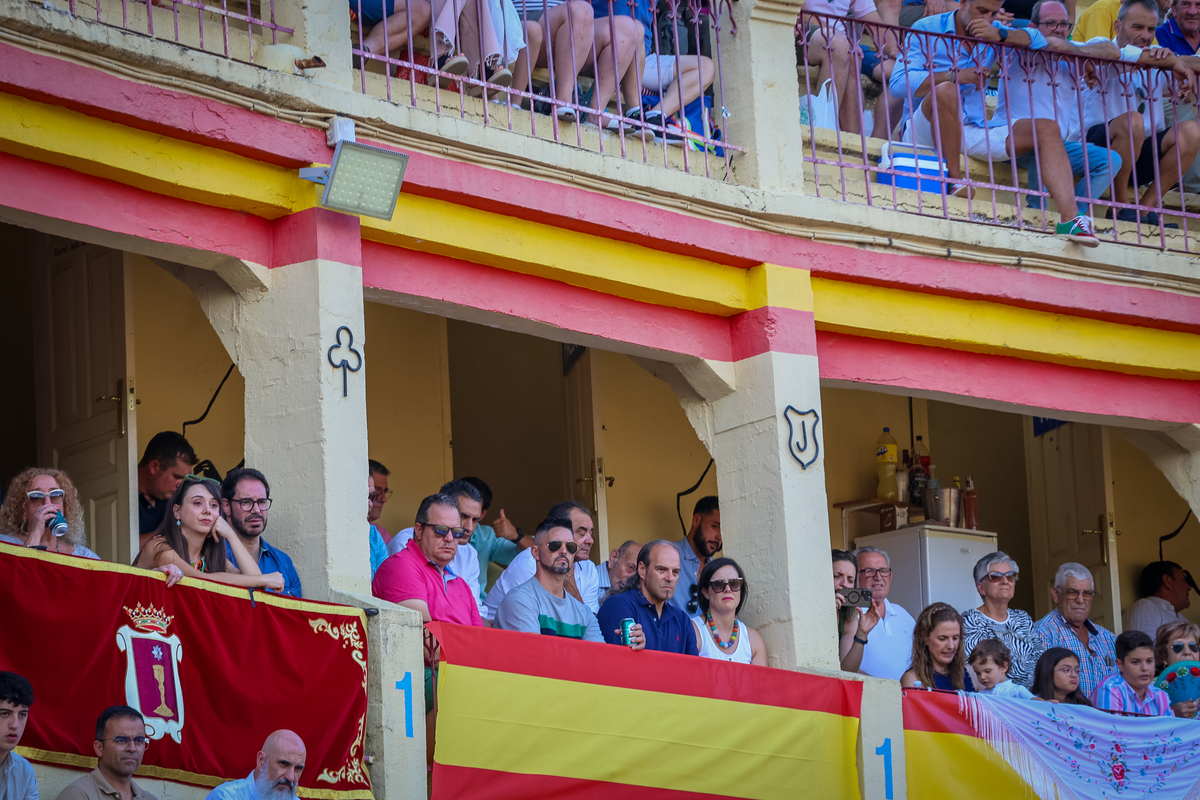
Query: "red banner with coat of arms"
0 544 371 799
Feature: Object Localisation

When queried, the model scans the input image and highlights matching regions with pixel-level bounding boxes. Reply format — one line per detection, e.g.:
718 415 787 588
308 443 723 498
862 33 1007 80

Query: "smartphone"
837 587 873 608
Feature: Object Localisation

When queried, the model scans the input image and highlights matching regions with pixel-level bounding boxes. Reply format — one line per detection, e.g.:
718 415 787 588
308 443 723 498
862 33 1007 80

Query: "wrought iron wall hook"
328 326 363 398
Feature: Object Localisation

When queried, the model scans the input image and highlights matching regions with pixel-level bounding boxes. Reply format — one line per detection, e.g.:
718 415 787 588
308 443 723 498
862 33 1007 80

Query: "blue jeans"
1017 141 1122 216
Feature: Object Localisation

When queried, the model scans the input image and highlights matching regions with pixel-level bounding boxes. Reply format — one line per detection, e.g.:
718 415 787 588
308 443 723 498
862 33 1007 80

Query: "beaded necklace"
190 556 207 573
704 610 739 649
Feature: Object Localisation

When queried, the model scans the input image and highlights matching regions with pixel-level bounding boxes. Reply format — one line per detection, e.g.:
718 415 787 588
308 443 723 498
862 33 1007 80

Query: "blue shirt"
369 524 387 580
591 0 654 54
468 523 521 603
0 749 38 800
889 12 1047 128
668 536 702 615
597 588 700 655
1033 610 1118 698
225 537 303 598
204 772 255 800
1156 18 1199 56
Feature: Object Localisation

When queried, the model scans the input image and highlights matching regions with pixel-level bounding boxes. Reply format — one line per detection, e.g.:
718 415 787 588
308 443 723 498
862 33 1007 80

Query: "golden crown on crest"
123 602 174 635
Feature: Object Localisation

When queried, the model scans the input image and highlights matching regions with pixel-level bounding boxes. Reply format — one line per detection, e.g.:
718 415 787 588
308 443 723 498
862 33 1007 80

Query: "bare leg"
362 0 432 55
584 16 642 121
648 56 713 119
546 1 594 102
1106 111 1144 206
1009 118 1079 223
807 31 857 133
1138 120 1200 208
513 19 541 93
924 81 963 182
871 58 902 140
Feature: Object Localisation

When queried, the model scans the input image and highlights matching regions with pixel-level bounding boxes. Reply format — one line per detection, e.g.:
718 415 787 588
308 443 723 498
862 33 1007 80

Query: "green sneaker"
1056 215 1100 247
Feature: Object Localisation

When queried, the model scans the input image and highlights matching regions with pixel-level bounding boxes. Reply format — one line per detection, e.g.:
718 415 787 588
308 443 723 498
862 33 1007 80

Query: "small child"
969 638 1036 699
1091 630 1173 716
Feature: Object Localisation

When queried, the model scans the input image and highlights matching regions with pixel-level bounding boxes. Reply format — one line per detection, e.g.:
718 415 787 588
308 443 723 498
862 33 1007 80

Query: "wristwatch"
997 27 1009 42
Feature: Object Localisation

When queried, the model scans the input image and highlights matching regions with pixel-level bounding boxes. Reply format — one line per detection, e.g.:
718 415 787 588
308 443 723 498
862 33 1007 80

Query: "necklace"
704 611 739 649
190 556 207 572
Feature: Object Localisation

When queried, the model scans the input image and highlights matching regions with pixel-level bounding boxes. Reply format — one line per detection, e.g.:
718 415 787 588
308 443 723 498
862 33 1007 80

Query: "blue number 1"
875 737 893 799
395 673 414 738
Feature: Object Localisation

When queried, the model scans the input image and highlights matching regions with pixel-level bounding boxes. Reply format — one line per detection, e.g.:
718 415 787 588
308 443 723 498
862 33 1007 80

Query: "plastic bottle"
909 437 929 508
924 465 941 522
875 427 899 500
913 436 930 470
962 477 979 530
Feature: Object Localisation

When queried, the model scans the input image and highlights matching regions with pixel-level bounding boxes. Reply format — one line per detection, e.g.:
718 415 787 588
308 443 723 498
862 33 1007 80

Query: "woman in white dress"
690 558 767 665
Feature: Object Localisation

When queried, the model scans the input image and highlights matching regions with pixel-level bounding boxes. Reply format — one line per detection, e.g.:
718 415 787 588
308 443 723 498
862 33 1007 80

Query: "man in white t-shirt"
1124 560 1192 637
853 546 917 681
485 500 600 620
388 479 483 614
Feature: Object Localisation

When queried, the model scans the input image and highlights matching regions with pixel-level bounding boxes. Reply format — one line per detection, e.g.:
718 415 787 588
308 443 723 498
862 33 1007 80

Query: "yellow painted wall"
1112 432 1200 626
0 223 38 492
594 350 718 550
130 256 245 477
363 302 453 537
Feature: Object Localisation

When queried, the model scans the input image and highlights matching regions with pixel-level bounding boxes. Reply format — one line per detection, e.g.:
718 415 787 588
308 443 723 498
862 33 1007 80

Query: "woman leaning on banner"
961 551 1038 688
0 467 100 560
134 476 284 592
901 602 975 691
1155 620 1200 719
689 558 768 665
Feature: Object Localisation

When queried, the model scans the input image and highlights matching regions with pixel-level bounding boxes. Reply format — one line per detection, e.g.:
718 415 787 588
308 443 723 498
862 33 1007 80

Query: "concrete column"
273 0 354 89
1120 424 1200 515
721 0 806 191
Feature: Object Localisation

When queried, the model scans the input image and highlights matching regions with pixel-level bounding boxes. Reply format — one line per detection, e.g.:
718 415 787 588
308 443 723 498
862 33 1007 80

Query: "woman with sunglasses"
0 468 99 559
1155 620 1200 718
961 551 1037 688
134 477 284 591
689 558 767 665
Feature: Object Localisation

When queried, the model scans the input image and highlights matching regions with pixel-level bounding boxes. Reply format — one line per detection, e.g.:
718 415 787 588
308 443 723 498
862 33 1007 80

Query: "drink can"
620 618 636 646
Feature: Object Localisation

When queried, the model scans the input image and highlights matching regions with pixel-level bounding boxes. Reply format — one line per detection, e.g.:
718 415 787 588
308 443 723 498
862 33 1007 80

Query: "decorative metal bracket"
327 326 363 397
784 406 821 469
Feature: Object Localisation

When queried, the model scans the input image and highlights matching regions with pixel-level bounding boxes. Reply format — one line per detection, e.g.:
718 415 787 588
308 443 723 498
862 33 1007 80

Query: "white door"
1024 419 1121 631
562 347 609 562
33 239 138 564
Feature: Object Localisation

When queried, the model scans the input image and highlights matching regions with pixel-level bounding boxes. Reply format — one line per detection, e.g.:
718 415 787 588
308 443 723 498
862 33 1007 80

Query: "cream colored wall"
594 350 718 549
363 302 453 536
130 256 245 475
1112 432 1200 626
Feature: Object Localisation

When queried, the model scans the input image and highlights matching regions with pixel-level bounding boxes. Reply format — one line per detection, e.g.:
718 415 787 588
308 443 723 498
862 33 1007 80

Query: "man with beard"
494 517 607 642
598 540 697 654
56 707 159 800
220 469 302 598
204 730 306 800
668 496 720 613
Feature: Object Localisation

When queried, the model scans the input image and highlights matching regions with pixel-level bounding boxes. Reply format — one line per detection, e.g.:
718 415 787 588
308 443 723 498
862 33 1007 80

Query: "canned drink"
620 618 636 646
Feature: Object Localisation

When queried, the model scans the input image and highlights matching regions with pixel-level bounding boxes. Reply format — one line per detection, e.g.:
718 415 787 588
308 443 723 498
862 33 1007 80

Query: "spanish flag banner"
904 689 1200 800
426 622 862 800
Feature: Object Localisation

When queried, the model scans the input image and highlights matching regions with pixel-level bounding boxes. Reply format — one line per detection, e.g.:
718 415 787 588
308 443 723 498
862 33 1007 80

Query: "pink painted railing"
798 11 1200 252
351 0 740 178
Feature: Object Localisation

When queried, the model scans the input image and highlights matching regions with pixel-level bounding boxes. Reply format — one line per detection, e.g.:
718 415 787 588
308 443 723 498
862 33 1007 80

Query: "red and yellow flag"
427 622 862 799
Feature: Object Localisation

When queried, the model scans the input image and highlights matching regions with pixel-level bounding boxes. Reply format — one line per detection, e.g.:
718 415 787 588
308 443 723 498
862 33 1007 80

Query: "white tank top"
691 616 753 664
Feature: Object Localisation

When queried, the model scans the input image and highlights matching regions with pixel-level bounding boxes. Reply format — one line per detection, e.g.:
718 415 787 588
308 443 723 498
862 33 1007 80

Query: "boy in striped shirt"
1091 630 1173 716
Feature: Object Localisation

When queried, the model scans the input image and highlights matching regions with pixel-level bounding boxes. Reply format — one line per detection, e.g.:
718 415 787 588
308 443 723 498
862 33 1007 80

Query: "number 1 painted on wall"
395 673 414 738
875 738 893 799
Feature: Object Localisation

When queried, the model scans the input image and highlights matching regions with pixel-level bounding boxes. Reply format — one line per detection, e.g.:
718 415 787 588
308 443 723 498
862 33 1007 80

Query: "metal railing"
351 0 740 178
798 11 1200 252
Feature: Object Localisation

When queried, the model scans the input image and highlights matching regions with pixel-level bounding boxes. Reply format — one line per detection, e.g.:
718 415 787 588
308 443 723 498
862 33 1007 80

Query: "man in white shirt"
853 546 917 681
1124 560 1192 637
387 480 483 614
485 501 600 620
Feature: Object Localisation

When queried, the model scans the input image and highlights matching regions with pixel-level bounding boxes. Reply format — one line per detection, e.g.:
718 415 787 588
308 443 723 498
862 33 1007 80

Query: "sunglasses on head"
708 578 744 593
185 474 221 487
27 490 65 502
545 540 578 554
1173 642 1200 654
424 524 469 540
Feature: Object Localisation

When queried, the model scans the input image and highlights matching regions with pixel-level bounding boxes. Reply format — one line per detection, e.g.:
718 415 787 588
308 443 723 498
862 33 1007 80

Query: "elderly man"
669 496 720 613
852 546 917 682
598 539 640 596
597 540 688 653
387 481 484 613
485 501 600 621
1034 562 1118 697
56 707 158 800
0 672 36 800
495 517 604 641
205 730 305 800
1074 0 1171 40
1124 560 1191 637
1156 0 1200 193
220 468 302 598
136 431 196 541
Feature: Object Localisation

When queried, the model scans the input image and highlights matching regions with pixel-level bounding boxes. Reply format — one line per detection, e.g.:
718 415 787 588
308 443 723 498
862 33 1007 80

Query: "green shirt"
468 523 521 603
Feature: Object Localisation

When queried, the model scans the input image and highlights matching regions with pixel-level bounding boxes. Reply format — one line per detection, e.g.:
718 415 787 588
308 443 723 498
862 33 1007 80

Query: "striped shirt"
1091 672 1173 717
962 608 1038 688
1033 610 1118 699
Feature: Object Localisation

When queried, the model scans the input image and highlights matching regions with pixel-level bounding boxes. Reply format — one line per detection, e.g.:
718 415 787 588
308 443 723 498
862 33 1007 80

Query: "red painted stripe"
731 306 817 359
270 207 362 268
426 622 863 716
361 241 735 361
432 764 739 800
817 331 1200 424
902 689 977 736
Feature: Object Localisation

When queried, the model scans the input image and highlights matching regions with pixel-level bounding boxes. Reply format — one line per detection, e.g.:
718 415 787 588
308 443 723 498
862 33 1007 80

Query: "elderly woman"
1155 620 1200 719
902 602 974 691
690 558 767 665
0 468 99 559
961 551 1038 687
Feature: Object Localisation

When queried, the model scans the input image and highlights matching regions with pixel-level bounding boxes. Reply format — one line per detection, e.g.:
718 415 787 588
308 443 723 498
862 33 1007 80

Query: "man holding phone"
845 547 916 681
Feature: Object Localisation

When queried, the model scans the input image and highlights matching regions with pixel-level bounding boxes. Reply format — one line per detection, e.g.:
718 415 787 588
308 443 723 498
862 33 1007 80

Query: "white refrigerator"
853 524 999 615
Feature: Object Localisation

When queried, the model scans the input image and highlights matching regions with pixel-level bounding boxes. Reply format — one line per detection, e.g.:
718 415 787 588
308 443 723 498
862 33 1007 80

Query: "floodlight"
300 136 409 221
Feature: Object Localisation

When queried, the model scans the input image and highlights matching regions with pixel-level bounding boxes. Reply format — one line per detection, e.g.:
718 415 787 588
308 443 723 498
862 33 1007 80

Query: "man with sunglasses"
1034 561 1118 697
494 517 607 643
1124 560 1191 638
386 480 484 614
219 468 302 598
56 706 158 800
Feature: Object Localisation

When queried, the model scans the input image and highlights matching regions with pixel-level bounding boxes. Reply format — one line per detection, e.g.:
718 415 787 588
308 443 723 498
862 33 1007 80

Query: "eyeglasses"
1172 642 1200 654
545 540 579 554
1062 588 1097 600
27 490 65 503
185 474 220 487
708 578 744 593
859 568 893 578
422 524 469 540
986 571 1019 583
1037 19 1072 31
372 488 393 500
1055 665 1080 676
232 498 272 511
102 736 150 748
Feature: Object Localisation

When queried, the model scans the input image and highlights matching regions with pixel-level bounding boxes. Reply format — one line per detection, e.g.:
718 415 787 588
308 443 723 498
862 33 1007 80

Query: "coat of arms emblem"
784 406 821 469
115 603 185 742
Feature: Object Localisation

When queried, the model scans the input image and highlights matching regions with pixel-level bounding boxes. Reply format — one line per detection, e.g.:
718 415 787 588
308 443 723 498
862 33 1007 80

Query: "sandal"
427 53 469 88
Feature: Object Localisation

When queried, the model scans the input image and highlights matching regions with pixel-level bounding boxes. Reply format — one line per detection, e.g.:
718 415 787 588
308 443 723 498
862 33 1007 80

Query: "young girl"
1031 647 1093 706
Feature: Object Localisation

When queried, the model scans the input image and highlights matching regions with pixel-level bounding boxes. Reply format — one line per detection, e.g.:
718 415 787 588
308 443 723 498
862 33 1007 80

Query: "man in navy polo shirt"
1156 0 1200 193
598 540 696 655
220 468 303 598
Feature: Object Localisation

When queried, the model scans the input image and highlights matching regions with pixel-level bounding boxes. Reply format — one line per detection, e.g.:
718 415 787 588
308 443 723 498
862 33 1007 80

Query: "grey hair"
853 546 890 566
1118 0 1162 22
1054 562 1094 589
1029 0 1067 23
973 551 1020 585
615 539 639 558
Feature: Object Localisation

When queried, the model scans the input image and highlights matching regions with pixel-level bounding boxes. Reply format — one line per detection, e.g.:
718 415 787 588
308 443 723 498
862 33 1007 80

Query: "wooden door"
562 347 609 563
1024 419 1121 631
33 240 138 564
